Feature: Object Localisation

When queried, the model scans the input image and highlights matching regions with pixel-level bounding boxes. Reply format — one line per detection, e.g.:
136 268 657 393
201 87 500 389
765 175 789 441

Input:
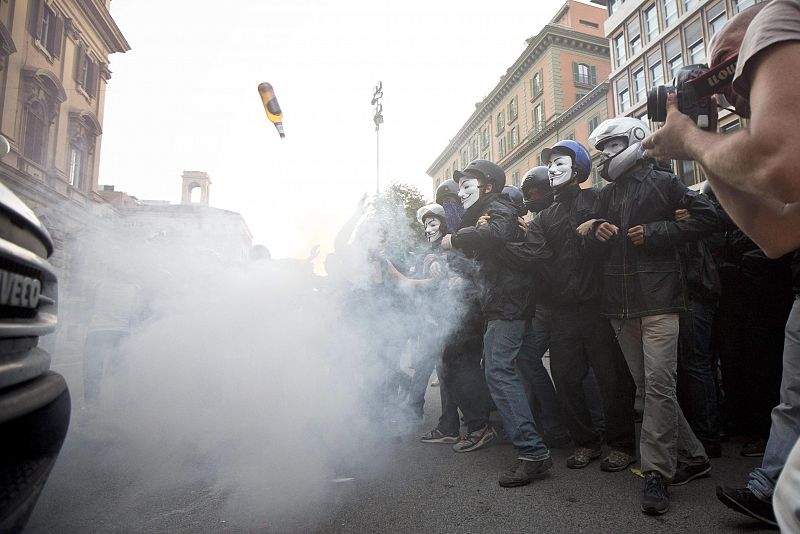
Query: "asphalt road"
27 386 778 534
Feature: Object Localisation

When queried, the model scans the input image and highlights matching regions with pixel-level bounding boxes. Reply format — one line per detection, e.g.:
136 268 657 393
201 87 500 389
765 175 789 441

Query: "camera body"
647 64 715 130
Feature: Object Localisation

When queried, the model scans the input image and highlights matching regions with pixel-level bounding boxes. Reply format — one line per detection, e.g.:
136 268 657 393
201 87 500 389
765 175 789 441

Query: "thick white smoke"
28 196 470 531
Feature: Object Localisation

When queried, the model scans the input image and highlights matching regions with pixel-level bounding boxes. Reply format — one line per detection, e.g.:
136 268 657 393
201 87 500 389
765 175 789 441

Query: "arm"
642 42 800 204
641 182 720 249
451 206 518 253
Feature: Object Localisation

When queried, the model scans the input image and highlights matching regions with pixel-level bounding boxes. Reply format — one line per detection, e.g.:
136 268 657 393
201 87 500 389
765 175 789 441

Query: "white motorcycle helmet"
589 117 651 182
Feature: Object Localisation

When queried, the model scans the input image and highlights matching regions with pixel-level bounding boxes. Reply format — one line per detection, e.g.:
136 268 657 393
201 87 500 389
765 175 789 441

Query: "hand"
576 218 597 236
595 222 619 242
674 209 689 222
627 225 645 245
441 234 453 251
640 93 697 161
477 215 491 227
517 217 528 237
430 261 443 278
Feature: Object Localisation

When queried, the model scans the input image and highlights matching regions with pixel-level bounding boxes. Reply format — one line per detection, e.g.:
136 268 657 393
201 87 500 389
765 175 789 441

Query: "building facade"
593 0 763 185
0 0 129 259
428 0 613 194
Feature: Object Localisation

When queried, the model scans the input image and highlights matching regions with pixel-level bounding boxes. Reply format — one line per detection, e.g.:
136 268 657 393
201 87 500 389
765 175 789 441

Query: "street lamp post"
371 81 384 194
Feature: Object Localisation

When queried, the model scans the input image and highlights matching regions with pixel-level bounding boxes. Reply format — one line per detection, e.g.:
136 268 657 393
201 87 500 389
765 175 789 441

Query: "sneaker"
566 446 602 469
419 428 459 444
641 472 670 515
498 456 553 488
741 438 766 458
671 460 712 486
453 425 496 453
716 486 777 526
600 450 635 472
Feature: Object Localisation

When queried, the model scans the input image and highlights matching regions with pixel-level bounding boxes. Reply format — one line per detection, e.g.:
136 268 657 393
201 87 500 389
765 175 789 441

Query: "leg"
483 319 549 460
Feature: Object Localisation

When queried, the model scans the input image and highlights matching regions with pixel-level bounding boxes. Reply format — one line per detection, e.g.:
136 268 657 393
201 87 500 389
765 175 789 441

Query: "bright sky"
99 0 571 260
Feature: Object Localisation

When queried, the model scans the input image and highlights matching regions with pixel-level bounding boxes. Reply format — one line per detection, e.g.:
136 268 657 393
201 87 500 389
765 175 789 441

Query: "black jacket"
588 162 719 319
451 192 533 321
533 185 604 307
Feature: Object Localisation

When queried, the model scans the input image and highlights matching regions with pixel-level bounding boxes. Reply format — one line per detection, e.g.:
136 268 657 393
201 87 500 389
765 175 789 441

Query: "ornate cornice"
427 24 610 176
72 1 130 54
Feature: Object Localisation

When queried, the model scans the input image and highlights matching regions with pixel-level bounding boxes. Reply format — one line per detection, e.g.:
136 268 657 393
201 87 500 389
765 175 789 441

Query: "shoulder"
733 0 800 99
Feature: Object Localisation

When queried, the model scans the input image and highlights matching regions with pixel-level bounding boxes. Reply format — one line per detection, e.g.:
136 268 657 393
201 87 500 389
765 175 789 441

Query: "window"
531 70 543 97
498 137 507 159
665 34 683 79
614 34 626 66
663 0 678 27
587 115 599 135
69 145 86 189
628 17 642 55
574 63 596 86
579 19 600 29
679 159 696 186
29 1 63 58
23 101 47 164
471 138 479 159
608 0 620 15
510 126 519 148
533 103 545 132
576 92 587 103
735 0 754 12
685 19 705 65
684 0 699 12
75 48 100 98
648 49 664 87
644 4 659 40
461 147 469 168
496 111 505 132
512 171 520 187
707 2 728 37
508 96 518 122
633 68 646 102
564 131 576 141
617 77 630 113
481 127 490 148
481 151 490 161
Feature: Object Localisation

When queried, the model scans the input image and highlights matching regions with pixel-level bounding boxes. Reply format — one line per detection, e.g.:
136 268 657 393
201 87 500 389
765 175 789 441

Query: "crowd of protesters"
333 3 799 526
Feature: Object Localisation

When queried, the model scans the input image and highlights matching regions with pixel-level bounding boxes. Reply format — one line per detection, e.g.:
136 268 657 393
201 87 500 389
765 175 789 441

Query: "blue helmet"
540 140 592 183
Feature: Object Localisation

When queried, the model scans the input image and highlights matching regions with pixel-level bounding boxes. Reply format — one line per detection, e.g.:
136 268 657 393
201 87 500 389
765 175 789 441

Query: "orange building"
428 0 613 193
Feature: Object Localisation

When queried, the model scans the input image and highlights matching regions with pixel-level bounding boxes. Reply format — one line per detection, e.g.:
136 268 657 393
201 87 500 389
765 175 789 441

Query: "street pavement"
27 385 778 533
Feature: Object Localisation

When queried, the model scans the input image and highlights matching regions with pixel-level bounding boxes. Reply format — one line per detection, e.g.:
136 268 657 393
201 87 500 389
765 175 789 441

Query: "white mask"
423 217 442 243
547 154 575 189
458 178 480 209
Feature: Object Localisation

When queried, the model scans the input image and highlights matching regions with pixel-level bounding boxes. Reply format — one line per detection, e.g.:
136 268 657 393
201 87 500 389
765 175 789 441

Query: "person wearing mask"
587 117 717 515
442 160 551 487
532 140 637 473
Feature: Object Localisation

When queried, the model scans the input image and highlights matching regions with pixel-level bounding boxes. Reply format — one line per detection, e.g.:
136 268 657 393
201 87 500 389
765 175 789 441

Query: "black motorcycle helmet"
502 185 527 217
435 178 459 205
521 166 553 213
454 159 506 194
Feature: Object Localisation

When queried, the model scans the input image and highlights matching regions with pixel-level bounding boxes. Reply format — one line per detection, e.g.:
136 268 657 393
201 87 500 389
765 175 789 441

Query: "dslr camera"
647 56 738 130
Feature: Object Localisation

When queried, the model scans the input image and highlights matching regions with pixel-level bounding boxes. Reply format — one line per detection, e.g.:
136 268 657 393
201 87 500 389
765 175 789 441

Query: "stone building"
428 0 613 193
591 0 762 185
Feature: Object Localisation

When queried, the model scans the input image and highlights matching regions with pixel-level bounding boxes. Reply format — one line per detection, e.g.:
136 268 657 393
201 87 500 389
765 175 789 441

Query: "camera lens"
647 85 671 122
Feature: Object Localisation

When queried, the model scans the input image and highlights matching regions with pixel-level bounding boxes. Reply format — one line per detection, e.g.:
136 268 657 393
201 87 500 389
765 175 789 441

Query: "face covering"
547 154 575 189
458 178 480 209
423 217 442 243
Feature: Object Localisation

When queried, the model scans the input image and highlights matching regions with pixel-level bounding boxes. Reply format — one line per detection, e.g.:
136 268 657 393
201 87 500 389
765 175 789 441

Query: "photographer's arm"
642 42 800 204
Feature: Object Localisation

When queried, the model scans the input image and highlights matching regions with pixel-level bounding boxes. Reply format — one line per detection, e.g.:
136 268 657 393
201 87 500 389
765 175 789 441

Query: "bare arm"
643 42 800 204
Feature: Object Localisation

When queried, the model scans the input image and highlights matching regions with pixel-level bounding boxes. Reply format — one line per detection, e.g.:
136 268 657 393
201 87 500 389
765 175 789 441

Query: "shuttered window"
29 0 63 58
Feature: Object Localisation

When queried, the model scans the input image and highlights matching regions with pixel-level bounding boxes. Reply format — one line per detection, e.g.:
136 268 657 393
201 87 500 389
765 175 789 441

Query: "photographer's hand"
641 93 701 161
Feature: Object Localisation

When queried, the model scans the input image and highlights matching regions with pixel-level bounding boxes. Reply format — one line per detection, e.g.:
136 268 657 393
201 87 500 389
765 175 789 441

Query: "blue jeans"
517 307 570 441
749 297 800 501
484 319 549 460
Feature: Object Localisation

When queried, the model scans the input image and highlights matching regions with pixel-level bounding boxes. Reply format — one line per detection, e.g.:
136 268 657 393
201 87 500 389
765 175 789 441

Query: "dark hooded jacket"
588 162 719 319
450 192 533 321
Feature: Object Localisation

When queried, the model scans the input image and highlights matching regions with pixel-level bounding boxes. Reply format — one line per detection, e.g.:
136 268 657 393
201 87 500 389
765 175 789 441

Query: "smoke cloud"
28 196 469 532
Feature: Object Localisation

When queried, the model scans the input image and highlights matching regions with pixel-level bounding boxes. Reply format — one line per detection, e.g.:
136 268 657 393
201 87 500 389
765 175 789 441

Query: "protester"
442 160 552 487
640 1 800 525
588 117 717 515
